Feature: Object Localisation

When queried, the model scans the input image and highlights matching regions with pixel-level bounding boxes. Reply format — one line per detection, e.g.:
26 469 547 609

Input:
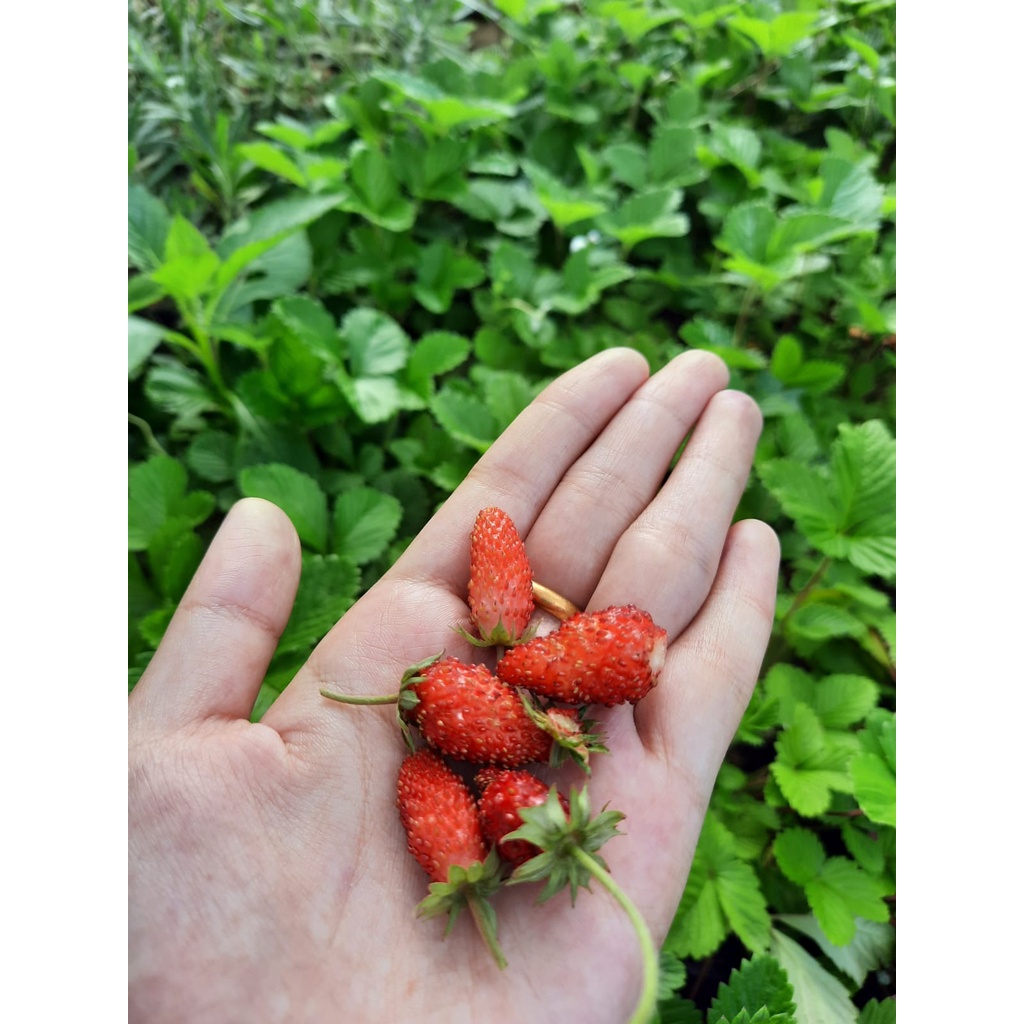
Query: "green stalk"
466 893 508 971
571 848 658 1024
319 690 398 705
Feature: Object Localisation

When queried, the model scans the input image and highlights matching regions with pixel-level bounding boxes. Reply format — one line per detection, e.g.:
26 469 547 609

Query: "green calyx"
453 619 537 648
506 787 658 1024
519 694 608 776
417 848 507 969
505 785 624 905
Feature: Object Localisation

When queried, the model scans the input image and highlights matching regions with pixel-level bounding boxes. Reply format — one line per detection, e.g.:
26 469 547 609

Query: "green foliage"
128 0 895 1016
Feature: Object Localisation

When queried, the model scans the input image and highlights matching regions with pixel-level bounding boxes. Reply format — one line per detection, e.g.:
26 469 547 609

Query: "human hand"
128 348 780 1023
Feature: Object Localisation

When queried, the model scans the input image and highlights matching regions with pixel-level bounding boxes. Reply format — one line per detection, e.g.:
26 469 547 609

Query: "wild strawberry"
396 748 506 967
321 654 604 770
465 507 535 646
476 768 570 868
403 656 552 766
399 748 488 882
495 604 668 706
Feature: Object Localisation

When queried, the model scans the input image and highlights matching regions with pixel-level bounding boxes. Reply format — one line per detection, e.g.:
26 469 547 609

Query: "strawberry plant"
128 0 896 1019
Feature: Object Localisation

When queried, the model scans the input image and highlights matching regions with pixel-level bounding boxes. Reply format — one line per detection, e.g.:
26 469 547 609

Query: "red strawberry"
466 507 535 646
495 604 668 706
403 656 553 766
396 749 506 967
398 748 488 882
321 655 604 770
476 768 570 868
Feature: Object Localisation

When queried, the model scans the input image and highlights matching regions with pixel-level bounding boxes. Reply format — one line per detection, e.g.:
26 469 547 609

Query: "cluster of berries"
321 508 667 1018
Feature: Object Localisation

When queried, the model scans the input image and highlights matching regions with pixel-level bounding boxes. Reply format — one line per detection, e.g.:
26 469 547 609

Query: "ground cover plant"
128 1 895 1020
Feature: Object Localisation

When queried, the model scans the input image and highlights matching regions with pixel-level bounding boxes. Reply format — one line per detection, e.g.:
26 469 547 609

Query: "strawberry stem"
319 690 399 705
466 892 508 970
571 848 658 1024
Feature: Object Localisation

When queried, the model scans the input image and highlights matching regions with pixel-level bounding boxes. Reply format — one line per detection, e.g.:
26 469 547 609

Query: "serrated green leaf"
759 422 895 579
217 193 342 277
805 858 892 946
717 860 772 952
816 675 880 729
710 124 762 182
413 241 486 314
721 202 776 264
768 929 859 1024
858 998 897 1024
341 308 410 377
343 146 416 231
599 0 678 42
709 955 796 1023
605 142 648 190
431 383 499 452
731 12 819 59
597 188 689 249
772 704 853 816
150 215 221 299
185 431 236 483
128 183 170 272
649 124 701 186
666 870 728 959
475 367 541 432
655 998 703 1024
275 553 360 656
788 602 866 641
143 359 222 425
831 422 896 563
272 295 341 362
127 274 166 314
239 464 328 553
772 211 853 255
376 69 517 131
338 373 423 424
815 158 885 230
332 487 403 564
406 331 472 395
657 949 688 1001
138 606 175 650
147 525 204 603
522 160 608 229
237 141 307 186
777 914 894 988
128 456 216 551
850 752 896 827
128 316 166 375
773 828 825 886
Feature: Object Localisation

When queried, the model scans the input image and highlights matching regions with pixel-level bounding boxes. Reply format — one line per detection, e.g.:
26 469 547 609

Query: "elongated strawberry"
405 657 552 765
320 655 603 770
476 768 570 869
495 604 668 706
396 748 506 968
465 507 535 646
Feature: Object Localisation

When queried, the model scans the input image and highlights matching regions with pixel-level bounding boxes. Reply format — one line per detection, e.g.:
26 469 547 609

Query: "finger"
588 389 764 638
635 518 780 775
129 498 302 731
390 347 651 592
524 350 730 609
263 348 650 736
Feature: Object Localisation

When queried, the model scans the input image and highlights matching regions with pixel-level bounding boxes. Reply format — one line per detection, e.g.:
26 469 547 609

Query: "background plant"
128 1 895 1020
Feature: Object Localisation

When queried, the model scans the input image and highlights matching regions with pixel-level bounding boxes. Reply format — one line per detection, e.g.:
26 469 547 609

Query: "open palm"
128 348 779 1024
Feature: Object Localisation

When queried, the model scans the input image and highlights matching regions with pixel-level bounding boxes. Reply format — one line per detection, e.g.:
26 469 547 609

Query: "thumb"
130 498 301 731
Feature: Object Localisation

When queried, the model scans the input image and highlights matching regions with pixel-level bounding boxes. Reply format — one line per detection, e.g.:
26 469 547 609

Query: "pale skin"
128 348 780 1023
